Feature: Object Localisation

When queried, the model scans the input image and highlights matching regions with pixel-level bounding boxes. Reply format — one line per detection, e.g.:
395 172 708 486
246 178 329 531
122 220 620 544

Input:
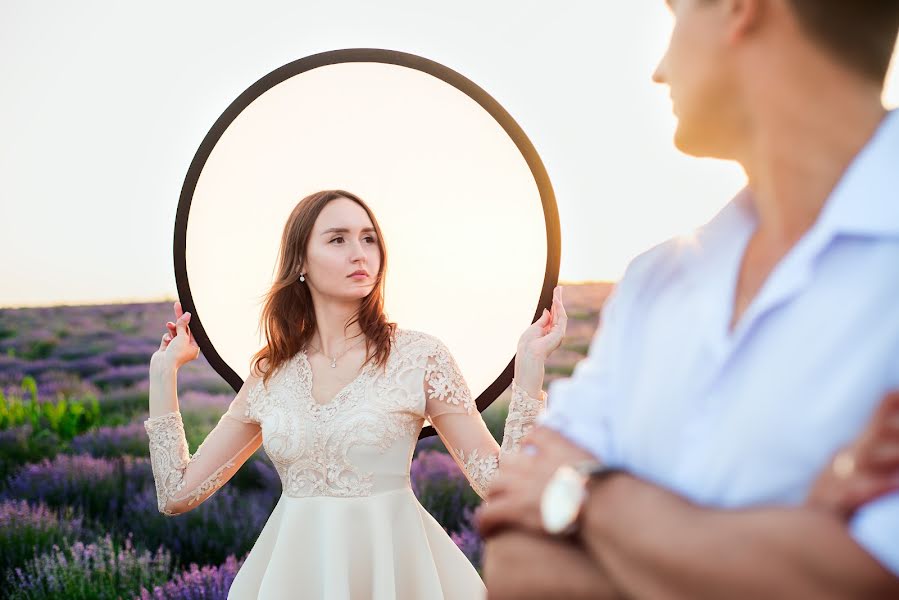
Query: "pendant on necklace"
330 359 337 368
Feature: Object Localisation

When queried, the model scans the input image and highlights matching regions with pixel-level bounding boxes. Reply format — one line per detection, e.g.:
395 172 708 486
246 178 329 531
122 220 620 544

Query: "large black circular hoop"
173 48 560 439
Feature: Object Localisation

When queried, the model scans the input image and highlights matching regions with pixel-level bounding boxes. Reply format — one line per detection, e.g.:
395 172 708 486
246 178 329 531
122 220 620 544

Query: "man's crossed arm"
477 393 899 600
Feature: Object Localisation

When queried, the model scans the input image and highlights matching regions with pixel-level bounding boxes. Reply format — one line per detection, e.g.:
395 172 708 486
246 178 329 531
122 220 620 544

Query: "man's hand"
476 426 597 538
806 390 899 519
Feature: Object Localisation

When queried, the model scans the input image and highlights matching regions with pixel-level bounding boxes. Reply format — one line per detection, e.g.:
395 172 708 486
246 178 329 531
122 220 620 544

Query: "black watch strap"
571 461 625 533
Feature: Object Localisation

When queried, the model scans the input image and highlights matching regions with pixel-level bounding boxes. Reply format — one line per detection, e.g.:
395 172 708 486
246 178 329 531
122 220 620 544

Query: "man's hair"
786 0 899 83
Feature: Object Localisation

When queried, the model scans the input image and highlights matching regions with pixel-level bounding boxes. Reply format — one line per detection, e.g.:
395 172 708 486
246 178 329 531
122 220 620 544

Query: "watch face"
540 466 586 534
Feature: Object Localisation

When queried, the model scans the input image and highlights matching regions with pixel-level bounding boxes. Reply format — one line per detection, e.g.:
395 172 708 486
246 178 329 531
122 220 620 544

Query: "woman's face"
302 197 381 303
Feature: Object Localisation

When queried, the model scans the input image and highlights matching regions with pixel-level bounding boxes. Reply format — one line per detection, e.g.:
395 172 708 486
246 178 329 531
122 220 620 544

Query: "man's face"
653 0 742 157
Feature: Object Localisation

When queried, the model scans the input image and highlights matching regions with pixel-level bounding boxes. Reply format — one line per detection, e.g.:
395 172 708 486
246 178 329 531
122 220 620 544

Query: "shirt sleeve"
536 277 631 464
849 491 899 577
143 371 264 516
422 337 547 500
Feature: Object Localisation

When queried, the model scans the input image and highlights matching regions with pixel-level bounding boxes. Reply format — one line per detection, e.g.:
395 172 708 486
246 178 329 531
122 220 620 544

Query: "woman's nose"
349 240 366 261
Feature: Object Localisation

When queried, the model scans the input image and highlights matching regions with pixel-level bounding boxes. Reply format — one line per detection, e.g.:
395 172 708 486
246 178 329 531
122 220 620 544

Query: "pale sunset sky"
2 1 897 308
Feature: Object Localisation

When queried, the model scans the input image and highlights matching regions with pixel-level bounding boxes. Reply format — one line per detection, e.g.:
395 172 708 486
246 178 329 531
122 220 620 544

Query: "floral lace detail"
446 380 546 500
455 448 499 499
247 335 431 498
500 379 547 454
423 341 475 414
184 437 237 507
143 411 191 516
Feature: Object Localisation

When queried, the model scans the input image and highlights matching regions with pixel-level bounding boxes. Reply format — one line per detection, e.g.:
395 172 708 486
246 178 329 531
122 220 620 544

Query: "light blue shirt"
540 109 899 576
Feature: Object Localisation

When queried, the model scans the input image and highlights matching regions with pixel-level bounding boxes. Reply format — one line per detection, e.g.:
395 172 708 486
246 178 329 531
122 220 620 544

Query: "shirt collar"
677 109 899 355
692 107 899 258
812 108 899 239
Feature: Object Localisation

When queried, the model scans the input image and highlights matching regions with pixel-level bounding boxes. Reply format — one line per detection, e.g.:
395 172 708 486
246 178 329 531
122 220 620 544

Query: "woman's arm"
145 363 263 516
144 305 264 516
424 363 546 499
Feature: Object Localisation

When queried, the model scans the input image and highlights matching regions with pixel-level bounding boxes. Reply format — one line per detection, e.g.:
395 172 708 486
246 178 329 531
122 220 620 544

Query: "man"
477 0 899 598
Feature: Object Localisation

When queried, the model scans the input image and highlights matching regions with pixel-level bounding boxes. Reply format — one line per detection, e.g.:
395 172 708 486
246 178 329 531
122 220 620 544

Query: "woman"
144 189 567 599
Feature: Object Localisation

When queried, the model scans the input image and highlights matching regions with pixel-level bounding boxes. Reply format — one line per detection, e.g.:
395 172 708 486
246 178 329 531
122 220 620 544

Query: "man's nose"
652 62 666 84
652 53 668 84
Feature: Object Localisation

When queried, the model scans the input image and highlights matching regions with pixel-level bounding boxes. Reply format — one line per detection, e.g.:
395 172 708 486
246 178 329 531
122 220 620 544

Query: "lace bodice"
144 328 546 515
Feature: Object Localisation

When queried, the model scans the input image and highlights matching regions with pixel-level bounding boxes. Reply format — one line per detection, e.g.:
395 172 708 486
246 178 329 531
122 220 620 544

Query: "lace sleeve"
422 337 547 500
143 372 264 516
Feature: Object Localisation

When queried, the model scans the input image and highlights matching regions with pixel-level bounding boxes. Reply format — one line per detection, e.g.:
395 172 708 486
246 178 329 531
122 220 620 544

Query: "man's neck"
737 65 886 245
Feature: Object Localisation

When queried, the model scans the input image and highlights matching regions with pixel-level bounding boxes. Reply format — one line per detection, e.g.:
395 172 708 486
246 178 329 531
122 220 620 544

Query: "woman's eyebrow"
320 227 376 235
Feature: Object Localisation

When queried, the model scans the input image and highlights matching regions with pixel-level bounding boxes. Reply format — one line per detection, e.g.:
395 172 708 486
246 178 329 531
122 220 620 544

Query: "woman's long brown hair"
250 190 397 388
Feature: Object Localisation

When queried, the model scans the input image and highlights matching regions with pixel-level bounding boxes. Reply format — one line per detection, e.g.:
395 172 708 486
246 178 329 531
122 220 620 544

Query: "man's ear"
723 0 764 44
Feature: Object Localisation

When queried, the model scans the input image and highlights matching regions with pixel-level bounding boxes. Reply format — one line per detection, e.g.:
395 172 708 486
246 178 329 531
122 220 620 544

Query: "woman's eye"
329 235 376 244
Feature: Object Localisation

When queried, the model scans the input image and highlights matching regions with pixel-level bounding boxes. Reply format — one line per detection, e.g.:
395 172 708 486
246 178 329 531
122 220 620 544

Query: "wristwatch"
540 459 622 536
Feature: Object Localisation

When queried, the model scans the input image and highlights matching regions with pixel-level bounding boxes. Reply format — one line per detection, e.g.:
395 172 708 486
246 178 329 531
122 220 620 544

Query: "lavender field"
0 283 611 599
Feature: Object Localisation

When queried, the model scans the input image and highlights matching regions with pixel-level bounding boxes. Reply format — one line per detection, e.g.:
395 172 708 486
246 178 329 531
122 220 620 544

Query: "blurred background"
4 0 895 308
1 1 896 597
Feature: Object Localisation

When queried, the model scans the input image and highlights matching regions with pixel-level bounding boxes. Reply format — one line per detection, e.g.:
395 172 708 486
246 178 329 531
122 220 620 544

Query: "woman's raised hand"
513 286 567 398
517 286 568 362
150 301 201 372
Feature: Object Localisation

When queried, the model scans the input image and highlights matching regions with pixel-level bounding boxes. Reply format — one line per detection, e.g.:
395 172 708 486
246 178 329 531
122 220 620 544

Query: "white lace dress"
143 328 546 600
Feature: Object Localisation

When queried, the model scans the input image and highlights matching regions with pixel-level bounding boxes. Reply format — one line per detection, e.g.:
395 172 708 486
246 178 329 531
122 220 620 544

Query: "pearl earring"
299 273 305 282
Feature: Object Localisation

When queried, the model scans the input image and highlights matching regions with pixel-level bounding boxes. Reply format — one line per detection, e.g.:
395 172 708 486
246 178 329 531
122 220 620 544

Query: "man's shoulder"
616 192 749 299
614 236 693 302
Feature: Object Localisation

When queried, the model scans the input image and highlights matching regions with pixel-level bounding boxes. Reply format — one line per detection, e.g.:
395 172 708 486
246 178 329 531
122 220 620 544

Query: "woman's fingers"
855 391 899 472
864 441 899 472
845 476 899 512
175 312 191 334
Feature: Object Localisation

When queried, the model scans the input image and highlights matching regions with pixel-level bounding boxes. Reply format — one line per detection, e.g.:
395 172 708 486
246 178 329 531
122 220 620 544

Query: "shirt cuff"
849 491 899 577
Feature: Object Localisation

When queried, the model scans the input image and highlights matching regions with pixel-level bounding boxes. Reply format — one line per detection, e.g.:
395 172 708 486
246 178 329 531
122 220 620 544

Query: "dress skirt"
227 487 487 600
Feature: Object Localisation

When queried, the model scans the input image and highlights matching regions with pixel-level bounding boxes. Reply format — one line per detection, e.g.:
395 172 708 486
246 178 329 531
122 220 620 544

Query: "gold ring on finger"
832 450 856 479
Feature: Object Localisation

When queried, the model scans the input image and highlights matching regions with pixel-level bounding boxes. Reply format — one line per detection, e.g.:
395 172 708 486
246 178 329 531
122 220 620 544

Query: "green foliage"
567 310 598 322
96 389 149 426
562 342 590 355
546 364 575 377
482 398 509 443
0 377 101 440
21 339 58 360
0 427 62 480
180 408 228 451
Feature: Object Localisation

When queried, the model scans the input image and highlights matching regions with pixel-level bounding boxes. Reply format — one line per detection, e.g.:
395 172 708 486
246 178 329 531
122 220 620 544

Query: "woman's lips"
350 273 368 279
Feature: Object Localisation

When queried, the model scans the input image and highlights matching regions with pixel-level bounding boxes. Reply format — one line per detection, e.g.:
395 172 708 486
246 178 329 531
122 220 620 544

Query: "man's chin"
673 124 722 159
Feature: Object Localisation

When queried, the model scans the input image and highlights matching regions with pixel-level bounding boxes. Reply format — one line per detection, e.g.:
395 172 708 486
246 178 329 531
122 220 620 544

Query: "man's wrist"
579 470 629 539
541 461 625 536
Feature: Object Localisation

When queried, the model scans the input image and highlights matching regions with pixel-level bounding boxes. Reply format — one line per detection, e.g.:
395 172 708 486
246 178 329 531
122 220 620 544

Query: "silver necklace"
307 336 366 368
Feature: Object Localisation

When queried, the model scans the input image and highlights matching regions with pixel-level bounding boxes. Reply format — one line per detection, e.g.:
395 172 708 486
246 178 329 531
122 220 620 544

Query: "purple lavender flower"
1 453 152 519
411 450 478 533
138 554 245 600
410 450 464 496
0 499 88 576
68 422 148 457
90 364 150 390
5 532 171 599
123 485 278 571
450 508 484 570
